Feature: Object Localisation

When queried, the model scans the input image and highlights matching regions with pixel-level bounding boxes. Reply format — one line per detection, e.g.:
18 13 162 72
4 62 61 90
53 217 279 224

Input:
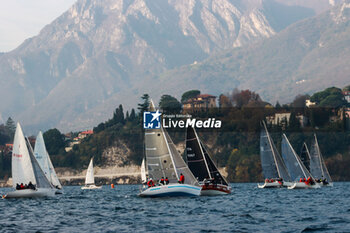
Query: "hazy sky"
0 0 77 52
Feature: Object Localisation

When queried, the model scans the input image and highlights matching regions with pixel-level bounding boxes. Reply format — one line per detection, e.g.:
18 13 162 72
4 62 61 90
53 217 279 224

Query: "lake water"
1 183 349 232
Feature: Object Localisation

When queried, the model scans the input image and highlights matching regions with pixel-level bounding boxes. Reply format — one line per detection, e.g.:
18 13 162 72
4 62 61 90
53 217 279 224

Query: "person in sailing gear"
165 177 169 185
277 178 283 185
178 173 185 184
322 178 329 185
16 183 20 190
147 178 155 187
20 183 25 189
159 177 165 185
28 181 35 190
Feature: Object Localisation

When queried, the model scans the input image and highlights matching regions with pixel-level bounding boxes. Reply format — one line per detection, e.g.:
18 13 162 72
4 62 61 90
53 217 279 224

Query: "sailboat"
81 157 102 190
281 134 320 189
139 101 201 197
258 122 292 188
34 131 63 194
186 126 231 195
309 134 333 187
4 123 56 198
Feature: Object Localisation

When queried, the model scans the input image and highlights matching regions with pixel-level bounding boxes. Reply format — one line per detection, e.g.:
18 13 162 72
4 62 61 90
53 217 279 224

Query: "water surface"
1 183 349 232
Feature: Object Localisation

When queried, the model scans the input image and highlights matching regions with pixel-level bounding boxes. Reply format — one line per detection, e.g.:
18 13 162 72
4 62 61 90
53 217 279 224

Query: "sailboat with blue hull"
139 101 201 197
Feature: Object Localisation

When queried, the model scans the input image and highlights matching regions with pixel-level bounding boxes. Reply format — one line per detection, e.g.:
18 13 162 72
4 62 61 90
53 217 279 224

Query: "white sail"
26 137 52 189
85 158 95 185
47 156 62 188
34 131 62 188
141 158 147 183
11 123 36 187
310 134 332 182
34 131 51 182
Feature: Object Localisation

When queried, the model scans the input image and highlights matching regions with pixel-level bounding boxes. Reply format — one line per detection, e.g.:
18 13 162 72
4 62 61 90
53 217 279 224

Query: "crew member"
178 173 185 184
159 177 165 185
147 178 155 187
165 177 169 185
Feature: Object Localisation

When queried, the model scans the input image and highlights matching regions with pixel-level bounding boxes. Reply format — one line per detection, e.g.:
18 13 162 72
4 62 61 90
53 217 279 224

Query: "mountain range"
0 0 346 132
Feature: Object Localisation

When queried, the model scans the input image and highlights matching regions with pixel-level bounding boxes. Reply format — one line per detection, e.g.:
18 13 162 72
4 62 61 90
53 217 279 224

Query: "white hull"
258 181 294 188
139 184 201 197
288 182 321 189
258 181 282 189
4 188 56 198
81 184 102 190
317 182 333 187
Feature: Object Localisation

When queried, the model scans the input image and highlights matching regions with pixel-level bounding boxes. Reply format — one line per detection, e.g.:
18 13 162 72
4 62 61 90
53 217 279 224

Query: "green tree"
43 128 65 155
181 90 200 103
113 104 125 124
129 108 136 122
310 87 346 107
159 95 182 114
5 117 15 139
137 94 150 114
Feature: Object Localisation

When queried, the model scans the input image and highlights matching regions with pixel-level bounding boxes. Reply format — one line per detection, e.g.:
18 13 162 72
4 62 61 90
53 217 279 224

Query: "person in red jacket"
147 178 155 187
159 177 165 185
165 177 169 185
178 173 185 184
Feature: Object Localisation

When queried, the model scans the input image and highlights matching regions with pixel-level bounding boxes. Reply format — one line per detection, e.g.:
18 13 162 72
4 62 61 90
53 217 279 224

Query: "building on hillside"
78 130 93 139
183 94 216 111
305 99 316 107
266 112 308 128
343 91 350 104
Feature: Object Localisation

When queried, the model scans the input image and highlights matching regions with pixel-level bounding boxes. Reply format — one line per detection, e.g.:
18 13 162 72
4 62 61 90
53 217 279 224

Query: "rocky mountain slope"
149 1 350 104
0 0 336 131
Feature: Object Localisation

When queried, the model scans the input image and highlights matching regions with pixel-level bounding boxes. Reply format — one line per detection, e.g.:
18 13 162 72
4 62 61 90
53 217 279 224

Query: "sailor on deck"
147 178 155 187
178 173 185 184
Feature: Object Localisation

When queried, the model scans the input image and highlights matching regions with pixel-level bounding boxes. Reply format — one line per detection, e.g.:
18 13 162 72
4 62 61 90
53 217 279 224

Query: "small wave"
301 224 330 232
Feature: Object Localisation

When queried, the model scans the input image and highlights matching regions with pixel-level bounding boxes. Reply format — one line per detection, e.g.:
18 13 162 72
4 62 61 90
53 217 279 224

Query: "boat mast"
263 121 281 178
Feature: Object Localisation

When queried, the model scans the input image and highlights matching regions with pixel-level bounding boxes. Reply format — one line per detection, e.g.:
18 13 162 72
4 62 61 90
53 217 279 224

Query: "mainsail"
309 134 332 182
260 122 291 181
34 131 62 188
11 123 36 187
281 134 313 181
300 143 311 171
85 158 95 185
186 126 228 185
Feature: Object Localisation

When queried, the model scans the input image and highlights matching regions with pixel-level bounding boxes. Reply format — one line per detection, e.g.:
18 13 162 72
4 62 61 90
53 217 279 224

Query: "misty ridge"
0 0 348 132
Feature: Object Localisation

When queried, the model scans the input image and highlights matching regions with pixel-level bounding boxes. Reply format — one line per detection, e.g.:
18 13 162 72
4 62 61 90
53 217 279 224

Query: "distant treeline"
0 85 349 182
